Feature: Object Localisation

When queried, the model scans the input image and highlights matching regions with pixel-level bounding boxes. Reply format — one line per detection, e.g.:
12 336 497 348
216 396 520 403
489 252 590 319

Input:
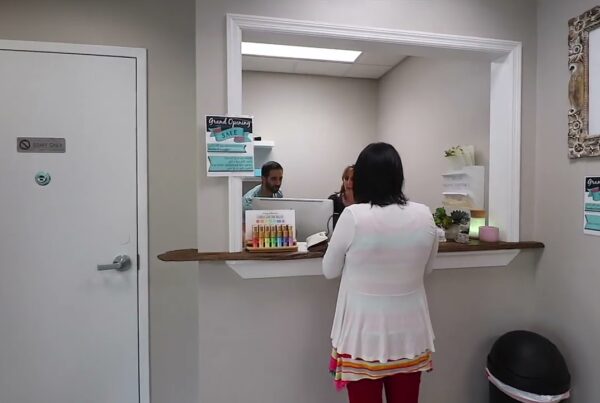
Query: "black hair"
261 161 283 178
353 142 407 206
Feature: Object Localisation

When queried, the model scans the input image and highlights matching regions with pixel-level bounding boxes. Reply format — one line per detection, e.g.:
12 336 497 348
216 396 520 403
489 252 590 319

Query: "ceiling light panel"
241 42 362 63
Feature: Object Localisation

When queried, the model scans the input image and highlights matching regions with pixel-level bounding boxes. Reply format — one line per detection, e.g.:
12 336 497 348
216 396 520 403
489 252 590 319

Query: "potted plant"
450 210 470 242
444 145 465 170
433 207 469 241
433 207 452 229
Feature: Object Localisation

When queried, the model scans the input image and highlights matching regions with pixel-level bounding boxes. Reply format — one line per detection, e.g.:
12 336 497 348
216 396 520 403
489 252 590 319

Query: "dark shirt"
328 192 346 230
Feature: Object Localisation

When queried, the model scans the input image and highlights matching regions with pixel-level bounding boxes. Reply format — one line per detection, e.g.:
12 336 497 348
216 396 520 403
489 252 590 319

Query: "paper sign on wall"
205 115 254 177
584 176 600 236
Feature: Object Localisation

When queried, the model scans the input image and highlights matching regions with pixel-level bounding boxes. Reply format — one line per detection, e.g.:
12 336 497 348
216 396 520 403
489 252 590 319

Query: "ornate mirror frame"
569 6 600 158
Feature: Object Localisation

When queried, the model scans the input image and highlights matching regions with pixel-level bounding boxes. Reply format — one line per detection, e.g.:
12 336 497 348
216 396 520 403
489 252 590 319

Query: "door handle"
97 255 131 272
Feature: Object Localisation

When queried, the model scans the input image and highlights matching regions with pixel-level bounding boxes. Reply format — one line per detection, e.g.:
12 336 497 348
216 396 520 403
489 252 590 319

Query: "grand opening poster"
584 176 600 236
205 115 254 177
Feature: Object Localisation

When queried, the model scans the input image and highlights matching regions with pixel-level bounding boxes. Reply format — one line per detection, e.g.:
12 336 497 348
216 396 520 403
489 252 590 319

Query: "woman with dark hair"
328 165 354 229
323 143 438 403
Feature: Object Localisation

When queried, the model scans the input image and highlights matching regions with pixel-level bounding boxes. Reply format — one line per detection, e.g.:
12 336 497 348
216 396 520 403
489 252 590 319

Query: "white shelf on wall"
442 191 469 196
247 140 275 182
441 171 468 177
254 140 274 149
441 165 485 210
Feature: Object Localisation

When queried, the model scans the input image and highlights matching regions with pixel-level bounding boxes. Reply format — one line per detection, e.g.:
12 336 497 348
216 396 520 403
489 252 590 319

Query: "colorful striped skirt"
329 348 433 390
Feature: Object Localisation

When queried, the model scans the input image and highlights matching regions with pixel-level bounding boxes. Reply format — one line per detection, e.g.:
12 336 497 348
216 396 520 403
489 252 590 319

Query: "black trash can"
487 330 571 403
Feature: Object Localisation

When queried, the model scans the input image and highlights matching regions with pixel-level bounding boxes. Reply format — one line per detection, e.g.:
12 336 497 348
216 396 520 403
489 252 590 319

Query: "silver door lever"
97 255 131 271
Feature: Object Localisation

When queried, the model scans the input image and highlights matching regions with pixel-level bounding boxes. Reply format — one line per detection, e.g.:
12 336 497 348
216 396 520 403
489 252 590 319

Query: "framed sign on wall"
205 115 254 176
584 176 600 235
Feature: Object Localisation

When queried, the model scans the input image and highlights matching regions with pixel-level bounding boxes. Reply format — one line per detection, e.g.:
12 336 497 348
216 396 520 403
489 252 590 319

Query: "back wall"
242 71 378 199
378 56 491 210
199 0 539 396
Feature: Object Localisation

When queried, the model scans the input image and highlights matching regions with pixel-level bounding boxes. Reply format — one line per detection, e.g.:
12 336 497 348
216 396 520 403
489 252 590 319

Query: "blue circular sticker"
35 171 51 186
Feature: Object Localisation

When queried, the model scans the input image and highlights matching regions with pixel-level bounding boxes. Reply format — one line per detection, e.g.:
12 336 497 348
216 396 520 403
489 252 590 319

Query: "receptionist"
243 161 284 210
328 165 355 229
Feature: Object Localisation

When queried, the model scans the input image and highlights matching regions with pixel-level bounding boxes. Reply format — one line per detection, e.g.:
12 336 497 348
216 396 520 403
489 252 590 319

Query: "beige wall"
0 0 554 402
0 1 199 403
198 1 539 402
242 71 378 198
243 55 492 209
377 56 490 209
197 0 538 244
535 0 600 401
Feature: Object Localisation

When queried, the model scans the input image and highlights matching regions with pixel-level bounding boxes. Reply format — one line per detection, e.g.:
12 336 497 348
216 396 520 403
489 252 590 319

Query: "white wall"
535 1 600 401
0 1 542 402
243 55 492 209
0 2 199 403
378 56 490 209
1 0 566 402
198 1 539 401
8 0 599 401
242 71 378 198
197 0 538 246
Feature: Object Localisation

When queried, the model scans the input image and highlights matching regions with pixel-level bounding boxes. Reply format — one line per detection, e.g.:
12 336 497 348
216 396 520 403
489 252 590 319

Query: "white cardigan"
323 202 438 362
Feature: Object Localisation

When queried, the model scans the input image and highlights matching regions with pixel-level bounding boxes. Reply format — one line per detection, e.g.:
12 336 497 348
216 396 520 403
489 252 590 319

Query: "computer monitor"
251 197 334 241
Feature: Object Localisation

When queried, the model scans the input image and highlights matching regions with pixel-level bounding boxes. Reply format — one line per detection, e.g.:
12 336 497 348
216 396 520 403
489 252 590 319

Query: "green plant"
433 207 453 229
433 207 470 229
444 145 463 157
450 210 469 225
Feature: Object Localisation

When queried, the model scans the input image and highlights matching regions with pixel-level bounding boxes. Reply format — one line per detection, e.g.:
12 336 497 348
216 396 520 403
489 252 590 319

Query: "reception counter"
158 241 544 278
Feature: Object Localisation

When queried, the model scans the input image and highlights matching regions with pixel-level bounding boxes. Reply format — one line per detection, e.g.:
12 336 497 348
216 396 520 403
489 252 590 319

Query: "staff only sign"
205 115 254 177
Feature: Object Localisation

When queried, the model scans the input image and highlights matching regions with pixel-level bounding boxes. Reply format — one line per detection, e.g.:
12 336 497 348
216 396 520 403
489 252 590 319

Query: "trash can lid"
487 330 570 395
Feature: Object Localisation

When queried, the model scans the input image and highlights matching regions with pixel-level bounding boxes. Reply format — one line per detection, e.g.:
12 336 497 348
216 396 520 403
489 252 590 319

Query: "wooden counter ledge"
438 240 544 252
157 249 325 262
158 241 544 262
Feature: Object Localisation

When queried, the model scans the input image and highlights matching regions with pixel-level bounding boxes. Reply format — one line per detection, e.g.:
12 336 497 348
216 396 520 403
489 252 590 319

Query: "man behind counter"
243 161 284 210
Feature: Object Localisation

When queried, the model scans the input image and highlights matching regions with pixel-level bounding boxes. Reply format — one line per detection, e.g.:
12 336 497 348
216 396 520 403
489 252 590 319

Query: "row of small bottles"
251 224 295 248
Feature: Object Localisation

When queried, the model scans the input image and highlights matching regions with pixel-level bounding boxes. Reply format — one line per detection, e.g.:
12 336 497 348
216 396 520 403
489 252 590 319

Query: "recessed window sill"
158 241 544 278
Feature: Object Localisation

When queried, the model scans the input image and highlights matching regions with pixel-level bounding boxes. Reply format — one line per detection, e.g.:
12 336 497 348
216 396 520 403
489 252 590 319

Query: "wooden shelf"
158 249 325 262
438 240 544 252
158 241 544 262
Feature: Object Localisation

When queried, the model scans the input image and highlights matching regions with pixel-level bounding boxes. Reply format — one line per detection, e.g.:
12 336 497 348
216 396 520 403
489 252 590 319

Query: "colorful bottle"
252 225 259 248
283 225 289 247
271 225 277 248
258 225 265 248
277 225 283 247
264 226 271 248
288 225 295 246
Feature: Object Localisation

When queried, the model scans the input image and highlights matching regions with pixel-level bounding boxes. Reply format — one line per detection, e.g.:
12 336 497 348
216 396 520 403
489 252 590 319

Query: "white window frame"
224 14 521 270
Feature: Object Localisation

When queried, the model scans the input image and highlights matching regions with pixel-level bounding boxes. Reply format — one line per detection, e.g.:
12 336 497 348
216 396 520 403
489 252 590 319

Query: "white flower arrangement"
444 145 475 169
444 145 464 157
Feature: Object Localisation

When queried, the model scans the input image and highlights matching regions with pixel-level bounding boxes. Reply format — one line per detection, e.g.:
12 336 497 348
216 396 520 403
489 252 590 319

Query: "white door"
0 43 147 403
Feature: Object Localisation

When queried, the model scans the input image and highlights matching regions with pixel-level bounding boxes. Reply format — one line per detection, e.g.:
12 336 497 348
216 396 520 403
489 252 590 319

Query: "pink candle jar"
479 226 500 242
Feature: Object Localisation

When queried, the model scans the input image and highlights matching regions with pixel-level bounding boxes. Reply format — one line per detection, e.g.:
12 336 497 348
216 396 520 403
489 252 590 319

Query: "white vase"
436 227 447 243
446 155 465 171
444 224 460 241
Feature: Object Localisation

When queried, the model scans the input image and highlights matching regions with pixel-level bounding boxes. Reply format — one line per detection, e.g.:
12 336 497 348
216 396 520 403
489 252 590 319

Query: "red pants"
346 372 421 403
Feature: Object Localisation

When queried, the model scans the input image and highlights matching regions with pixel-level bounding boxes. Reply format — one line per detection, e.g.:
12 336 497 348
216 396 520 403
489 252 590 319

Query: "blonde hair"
339 165 354 194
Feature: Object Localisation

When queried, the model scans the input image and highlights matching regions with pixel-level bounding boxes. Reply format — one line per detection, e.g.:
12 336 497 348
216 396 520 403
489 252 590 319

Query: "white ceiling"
242 32 408 79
